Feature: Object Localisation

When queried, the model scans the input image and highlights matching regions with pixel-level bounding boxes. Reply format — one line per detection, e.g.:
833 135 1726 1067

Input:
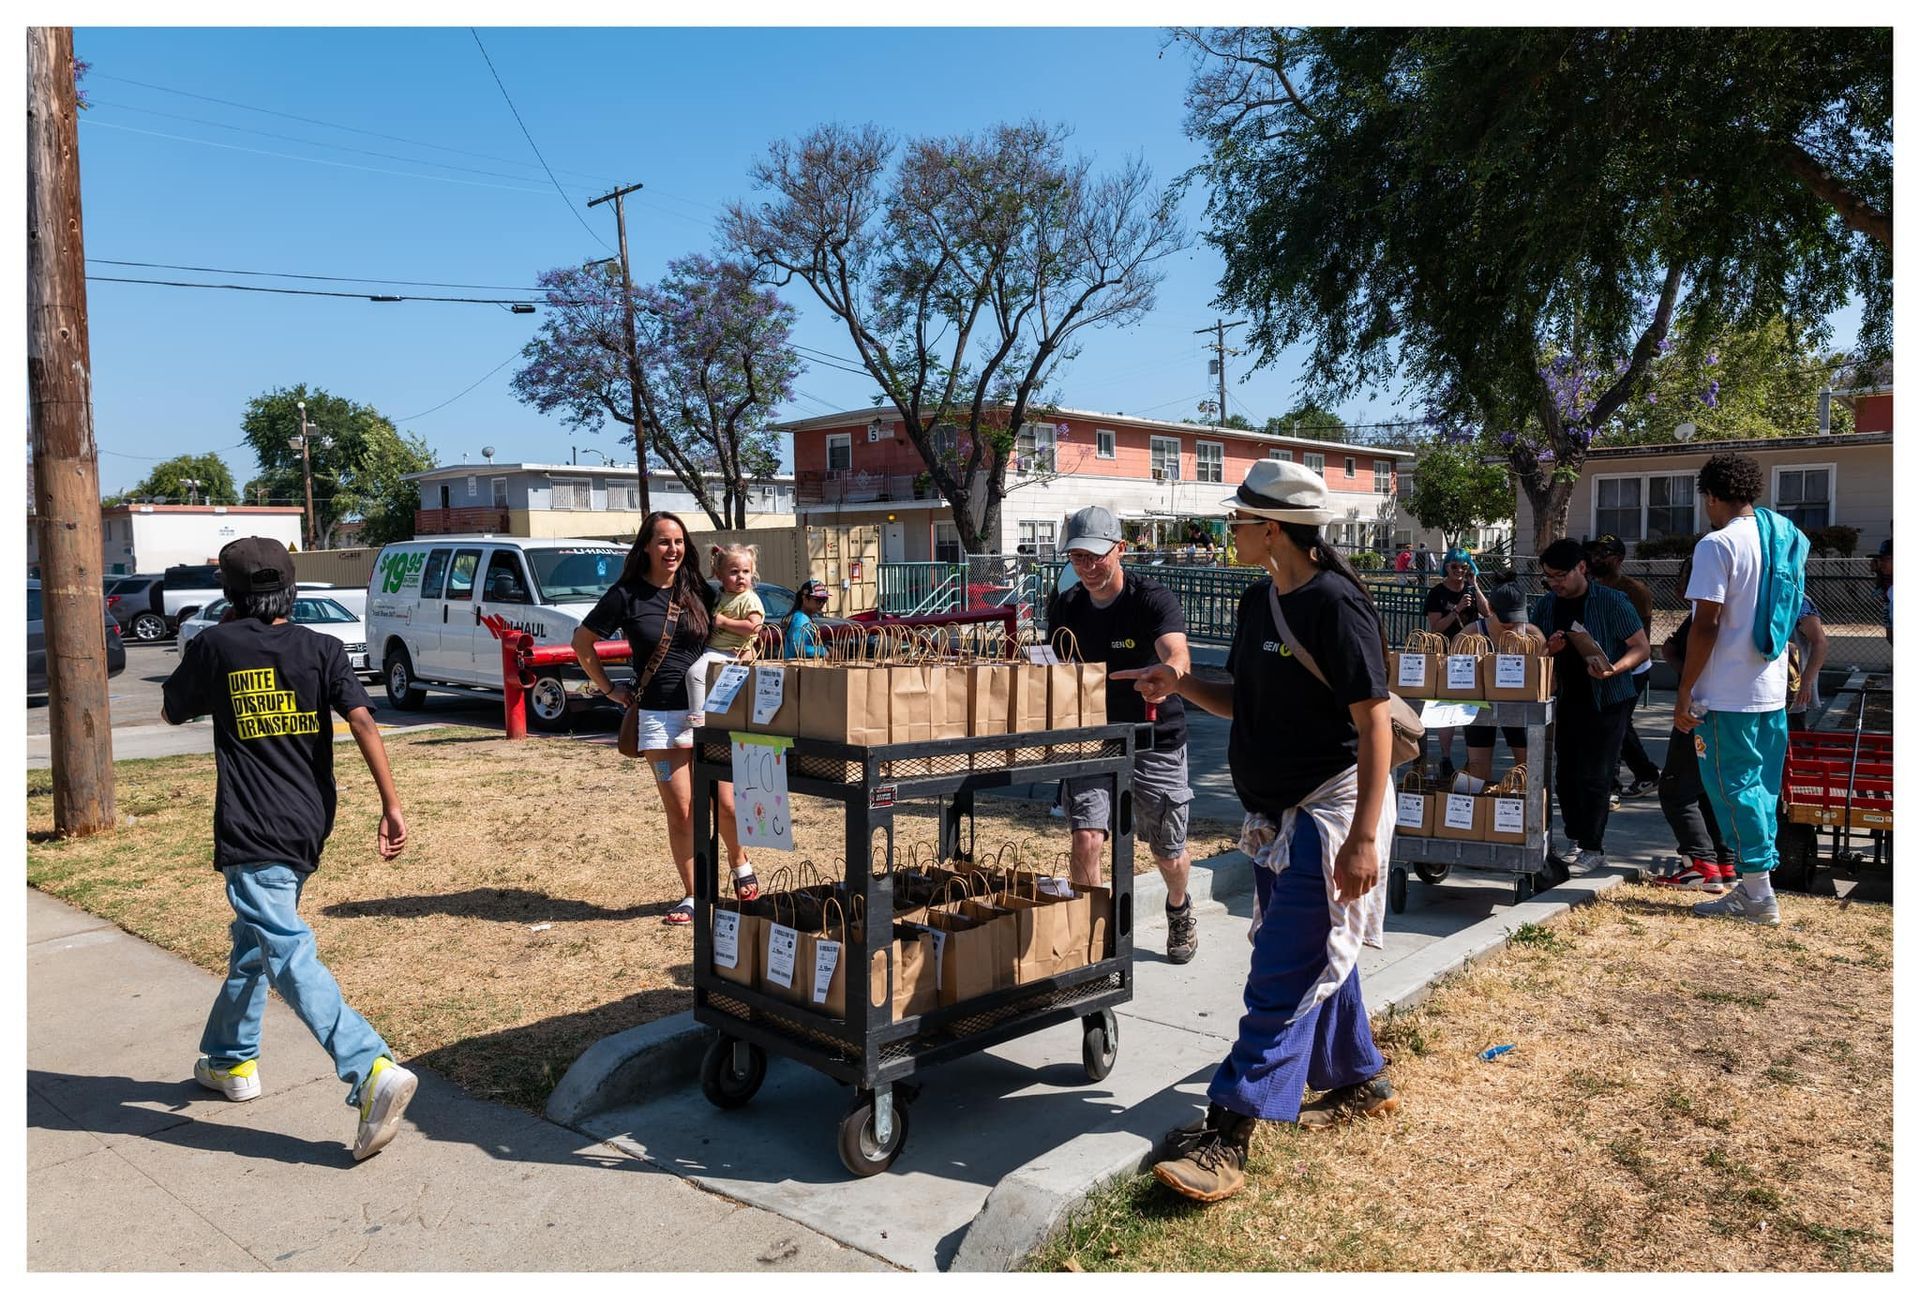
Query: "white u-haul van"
367 536 630 731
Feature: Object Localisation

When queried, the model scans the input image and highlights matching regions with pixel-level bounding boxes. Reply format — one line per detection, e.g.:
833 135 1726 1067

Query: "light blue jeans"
1695 709 1789 876
199 863 390 1106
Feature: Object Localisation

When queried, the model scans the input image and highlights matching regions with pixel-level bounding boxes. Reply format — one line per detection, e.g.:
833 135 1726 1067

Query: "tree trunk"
1527 478 1574 554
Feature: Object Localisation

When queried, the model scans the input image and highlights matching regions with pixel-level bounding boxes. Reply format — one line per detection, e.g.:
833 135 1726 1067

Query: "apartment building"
406 462 796 539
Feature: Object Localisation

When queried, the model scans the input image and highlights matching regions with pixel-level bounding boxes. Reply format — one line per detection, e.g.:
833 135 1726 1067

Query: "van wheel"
526 675 571 732
385 647 427 710
130 612 168 642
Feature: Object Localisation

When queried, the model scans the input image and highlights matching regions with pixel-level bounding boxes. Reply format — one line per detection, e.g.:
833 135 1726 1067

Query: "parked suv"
28 579 126 695
104 573 169 642
160 564 224 631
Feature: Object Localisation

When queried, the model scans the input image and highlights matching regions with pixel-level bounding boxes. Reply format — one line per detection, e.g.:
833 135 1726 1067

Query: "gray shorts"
1064 744 1192 862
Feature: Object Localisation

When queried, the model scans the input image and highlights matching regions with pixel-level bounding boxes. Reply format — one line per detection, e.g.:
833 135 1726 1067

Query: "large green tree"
1603 311 1853 445
123 452 237 505
1404 442 1515 549
1176 27 1890 550
240 385 433 549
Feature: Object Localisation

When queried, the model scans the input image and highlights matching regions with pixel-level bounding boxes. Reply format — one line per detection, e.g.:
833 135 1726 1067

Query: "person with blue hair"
1422 546 1486 778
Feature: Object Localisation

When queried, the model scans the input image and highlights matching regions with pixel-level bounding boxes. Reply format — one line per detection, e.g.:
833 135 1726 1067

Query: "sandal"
733 868 760 903
662 901 694 926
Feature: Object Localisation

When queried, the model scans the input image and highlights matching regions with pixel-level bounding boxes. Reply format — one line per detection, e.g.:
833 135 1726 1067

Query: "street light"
180 477 202 506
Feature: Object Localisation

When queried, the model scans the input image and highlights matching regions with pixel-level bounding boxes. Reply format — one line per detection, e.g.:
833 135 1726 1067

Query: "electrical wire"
391 351 525 422
468 29 614 253
88 259 550 292
86 275 541 306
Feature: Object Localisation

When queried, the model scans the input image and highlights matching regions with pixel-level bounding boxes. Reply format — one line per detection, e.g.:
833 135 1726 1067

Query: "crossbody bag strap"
1267 582 1333 693
632 598 682 700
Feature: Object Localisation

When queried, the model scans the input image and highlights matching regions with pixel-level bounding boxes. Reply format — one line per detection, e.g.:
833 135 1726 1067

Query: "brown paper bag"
1392 630 1447 697
1434 790 1486 841
1394 789 1435 837
862 922 939 1021
744 662 802 735
1078 663 1109 726
794 896 851 1017
992 877 1086 984
797 665 891 746
710 902 763 988
757 892 806 1004
911 890 1014 1006
966 663 1010 737
1441 631 1490 700
1043 662 1081 729
705 658 755 732
928 662 972 740
1007 662 1049 735
1485 765 1531 844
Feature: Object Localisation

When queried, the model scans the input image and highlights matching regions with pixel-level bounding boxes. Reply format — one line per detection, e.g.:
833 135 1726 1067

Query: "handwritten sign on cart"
732 733 794 852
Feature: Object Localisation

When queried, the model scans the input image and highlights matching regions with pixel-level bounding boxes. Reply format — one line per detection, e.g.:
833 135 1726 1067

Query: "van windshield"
529 549 627 603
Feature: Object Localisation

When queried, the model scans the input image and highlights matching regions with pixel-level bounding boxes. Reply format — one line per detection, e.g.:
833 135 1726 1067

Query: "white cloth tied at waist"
1240 762 1397 1026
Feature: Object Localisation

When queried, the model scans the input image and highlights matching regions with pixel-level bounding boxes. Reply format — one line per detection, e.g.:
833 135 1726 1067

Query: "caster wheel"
837 1090 909 1177
1413 861 1452 886
1513 874 1536 905
1775 821 1817 893
1388 867 1408 915
1081 1010 1118 1082
699 1034 767 1110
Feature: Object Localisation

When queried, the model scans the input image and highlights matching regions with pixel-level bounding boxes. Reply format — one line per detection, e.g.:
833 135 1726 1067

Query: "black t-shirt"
1424 581 1484 633
1047 572 1188 751
162 618 374 873
1225 572 1389 815
582 578 711 709
1551 591 1591 707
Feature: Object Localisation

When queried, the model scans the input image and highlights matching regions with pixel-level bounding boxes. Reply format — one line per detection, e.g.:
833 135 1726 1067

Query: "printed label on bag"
705 664 750 711
766 923 798 988
1396 792 1427 828
1493 797 1525 834
1397 653 1428 688
1444 793 1477 829
1446 655 1478 690
926 928 946 991
713 909 741 969
811 939 840 1004
751 665 785 725
1494 654 1528 689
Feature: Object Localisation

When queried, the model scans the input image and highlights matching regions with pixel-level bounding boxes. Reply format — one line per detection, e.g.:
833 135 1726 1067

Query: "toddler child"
686 542 766 727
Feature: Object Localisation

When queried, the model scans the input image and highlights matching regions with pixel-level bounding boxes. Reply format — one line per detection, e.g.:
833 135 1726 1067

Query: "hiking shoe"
1297 1074 1399 1130
1692 887 1780 927
1165 899 1199 965
194 1056 260 1102
352 1057 418 1162
1159 1102 1235 1161
1152 1109 1255 1203
663 900 694 926
1621 777 1659 799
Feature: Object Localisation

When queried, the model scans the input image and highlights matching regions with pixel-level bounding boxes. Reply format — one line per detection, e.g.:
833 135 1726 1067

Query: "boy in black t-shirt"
162 537 418 1162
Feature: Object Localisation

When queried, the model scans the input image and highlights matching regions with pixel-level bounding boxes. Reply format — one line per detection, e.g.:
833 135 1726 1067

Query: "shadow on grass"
321 886 677 924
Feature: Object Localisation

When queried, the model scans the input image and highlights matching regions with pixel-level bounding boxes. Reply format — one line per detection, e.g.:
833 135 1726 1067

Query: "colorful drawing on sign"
732 734 794 851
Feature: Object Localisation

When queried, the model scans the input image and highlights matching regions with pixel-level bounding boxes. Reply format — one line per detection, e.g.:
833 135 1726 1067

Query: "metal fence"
876 555 1049 618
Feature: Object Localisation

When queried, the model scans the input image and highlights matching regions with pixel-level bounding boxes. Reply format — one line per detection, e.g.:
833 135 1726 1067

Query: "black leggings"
1658 726 1732 863
1554 692 1638 851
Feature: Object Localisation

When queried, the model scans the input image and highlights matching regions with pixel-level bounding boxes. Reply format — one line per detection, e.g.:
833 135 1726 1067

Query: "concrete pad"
28 1145 265 1271
24 887 117 941
650 1205 898 1272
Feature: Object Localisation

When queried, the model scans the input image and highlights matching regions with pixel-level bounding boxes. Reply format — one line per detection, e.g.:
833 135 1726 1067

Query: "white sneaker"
1574 849 1608 875
352 1057 418 1162
1692 887 1781 926
194 1056 261 1102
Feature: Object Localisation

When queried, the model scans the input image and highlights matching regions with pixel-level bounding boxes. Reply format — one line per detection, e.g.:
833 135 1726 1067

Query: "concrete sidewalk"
24 888 891 1271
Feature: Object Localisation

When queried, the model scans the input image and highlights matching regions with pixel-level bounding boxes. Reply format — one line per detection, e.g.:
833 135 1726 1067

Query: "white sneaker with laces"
1574 849 1608 875
352 1057 418 1162
1692 887 1781 926
194 1056 261 1102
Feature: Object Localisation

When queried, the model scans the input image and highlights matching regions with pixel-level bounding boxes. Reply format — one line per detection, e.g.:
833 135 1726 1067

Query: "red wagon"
1777 687 1893 892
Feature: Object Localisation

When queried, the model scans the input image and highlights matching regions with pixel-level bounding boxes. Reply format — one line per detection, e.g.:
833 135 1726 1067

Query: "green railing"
877 562 966 615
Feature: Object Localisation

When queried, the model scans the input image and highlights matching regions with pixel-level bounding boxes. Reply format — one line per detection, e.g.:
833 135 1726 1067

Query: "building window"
934 522 963 564
550 478 592 511
1594 475 1644 541
1269 449 1291 462
826 434 852 473
1344 456 1357 478
1018 520 1057 556
1151 436 1182 481
608 480 641 512
1303 452 1325 475
1195 441 1225 484
1646 473 1696 538
1096 429 1116 459
1015 421 1057 475
491 477 508 508
1773 465 1833 531
1374 460 1392 493
466 475 479 499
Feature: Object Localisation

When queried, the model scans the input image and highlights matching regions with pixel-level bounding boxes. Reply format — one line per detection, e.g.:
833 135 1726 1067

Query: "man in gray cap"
1047 505 1199 963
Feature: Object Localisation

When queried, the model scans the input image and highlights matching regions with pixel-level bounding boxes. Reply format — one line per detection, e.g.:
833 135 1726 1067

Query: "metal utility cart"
689 724 1138 1177
1388 698 1558 911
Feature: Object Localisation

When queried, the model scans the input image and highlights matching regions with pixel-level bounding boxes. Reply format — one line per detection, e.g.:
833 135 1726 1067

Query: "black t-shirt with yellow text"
163 618 374 872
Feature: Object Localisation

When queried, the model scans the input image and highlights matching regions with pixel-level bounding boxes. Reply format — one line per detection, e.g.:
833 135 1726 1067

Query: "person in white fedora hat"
1115 458 1400 1202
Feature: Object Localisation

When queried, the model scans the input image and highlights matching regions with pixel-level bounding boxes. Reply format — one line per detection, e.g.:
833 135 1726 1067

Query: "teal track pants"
1695 710 1789 876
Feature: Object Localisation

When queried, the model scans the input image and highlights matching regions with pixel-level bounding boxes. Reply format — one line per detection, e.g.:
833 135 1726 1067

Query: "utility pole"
587 181 651 517
1194 318 1248 428
291 399 324 549
28 26 115 836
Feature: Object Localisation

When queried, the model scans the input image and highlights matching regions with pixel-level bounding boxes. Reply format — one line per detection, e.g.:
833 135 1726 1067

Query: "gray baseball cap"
1062 505 1123 555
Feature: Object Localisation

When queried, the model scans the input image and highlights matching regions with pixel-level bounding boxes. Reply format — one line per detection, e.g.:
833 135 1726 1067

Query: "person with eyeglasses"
1530 538 1652 879
1046 506 1199 964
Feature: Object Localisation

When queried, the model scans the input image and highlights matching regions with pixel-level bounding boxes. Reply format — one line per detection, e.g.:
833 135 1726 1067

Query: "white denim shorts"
634 708 694 754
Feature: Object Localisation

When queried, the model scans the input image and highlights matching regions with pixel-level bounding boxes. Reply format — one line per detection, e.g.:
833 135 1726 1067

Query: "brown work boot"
1297 1074 1399 1130
1151 1107 1256 1203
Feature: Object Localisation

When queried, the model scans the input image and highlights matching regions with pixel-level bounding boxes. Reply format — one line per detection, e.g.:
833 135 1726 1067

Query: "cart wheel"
699 1035 767 1110
1388 867 1408 915
1081 1010 1119 1082
838 1091 909 1177
1413 861 1452 886
1775 822 1818 893
1513 874 1535 905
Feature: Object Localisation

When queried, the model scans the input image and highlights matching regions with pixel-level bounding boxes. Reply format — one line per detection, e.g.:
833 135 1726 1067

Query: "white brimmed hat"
1221 458 1338 525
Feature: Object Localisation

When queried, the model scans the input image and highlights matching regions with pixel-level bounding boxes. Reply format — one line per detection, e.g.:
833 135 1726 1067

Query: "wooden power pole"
28 26 116 835
1194 318 1248 427
587 181 651 517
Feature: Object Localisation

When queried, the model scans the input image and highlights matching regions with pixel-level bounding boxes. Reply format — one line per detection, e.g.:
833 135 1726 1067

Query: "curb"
949 865 1633 1272
546 849 1254 1127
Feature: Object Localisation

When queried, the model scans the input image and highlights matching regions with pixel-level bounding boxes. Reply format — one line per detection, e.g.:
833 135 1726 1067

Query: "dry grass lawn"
25 726 1239 1113
1029 883 1893 1272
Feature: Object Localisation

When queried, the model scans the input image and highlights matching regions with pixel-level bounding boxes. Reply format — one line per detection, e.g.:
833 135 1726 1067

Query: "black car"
28 579 126 696
104 573 169 642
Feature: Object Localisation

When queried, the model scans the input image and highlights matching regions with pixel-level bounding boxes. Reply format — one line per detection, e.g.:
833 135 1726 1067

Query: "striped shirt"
1530 582 1642 709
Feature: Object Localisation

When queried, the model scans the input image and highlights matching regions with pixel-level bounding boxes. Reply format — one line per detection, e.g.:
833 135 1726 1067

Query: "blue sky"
68 24 1869 497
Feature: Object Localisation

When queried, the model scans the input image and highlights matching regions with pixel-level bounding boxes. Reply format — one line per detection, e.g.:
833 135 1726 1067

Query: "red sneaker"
1707 862 1737 893
1656 858 1725 892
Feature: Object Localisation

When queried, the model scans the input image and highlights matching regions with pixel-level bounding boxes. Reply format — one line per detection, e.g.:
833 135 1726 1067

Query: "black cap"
1489 582 1527 622
219 536 295 595
1588 534 1627 559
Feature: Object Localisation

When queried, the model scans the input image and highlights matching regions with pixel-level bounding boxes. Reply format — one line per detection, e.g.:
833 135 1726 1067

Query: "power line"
87 274 540 306
89 258 550 292
391 351 525 422
86 69 618 186
468 29 613 252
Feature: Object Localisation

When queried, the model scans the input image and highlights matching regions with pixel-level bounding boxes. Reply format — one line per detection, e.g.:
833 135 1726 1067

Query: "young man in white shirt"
1675 454 1793 926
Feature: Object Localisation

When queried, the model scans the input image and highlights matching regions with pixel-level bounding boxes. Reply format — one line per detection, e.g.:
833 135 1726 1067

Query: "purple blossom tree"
511 254 798 528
